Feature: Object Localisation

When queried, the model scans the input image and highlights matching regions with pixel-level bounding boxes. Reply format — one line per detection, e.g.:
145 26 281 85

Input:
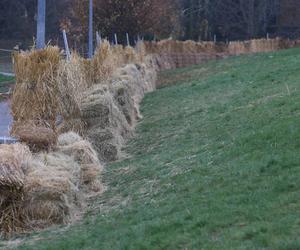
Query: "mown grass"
12 47 300 249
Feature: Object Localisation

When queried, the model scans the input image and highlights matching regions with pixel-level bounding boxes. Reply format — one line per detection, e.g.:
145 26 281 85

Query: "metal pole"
126 33 130 46
88 0 93 58
114 33 118 45
63 30 71 61
37 0 46 49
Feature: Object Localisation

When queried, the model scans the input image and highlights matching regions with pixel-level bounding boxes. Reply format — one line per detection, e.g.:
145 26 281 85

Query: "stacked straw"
12 47 61 129
0 144 31 237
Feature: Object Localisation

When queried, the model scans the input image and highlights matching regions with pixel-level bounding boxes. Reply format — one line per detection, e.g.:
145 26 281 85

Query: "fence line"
0 49 13 52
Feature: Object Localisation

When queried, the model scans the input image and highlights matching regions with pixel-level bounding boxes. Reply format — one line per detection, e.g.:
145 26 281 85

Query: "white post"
214 34 217 44
267 33 269 40
63 30 71 61
114 33 118 45
96 31 101 46
88 0 93 58
37 0 46 49
126 33 130 46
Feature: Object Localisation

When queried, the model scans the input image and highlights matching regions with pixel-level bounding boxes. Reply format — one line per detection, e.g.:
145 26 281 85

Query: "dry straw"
0 144 31 238
3 40 158 237
11 122 57 152
12 46 61 129
56 53 88 119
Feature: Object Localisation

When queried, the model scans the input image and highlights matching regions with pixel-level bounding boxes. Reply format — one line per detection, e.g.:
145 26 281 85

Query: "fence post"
213 34 217 44
88 0 93 58
37 0 46 49
126 33 130 46
63 30 71 61
96 31 101 47
114 33 118 45
267 33 269 40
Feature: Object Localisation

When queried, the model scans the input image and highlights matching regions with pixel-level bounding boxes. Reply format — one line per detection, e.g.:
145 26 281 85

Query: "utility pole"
37 0 46 49
88 0 93 58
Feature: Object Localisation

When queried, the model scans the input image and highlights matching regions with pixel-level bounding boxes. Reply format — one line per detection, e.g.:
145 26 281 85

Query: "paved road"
0 100 12 136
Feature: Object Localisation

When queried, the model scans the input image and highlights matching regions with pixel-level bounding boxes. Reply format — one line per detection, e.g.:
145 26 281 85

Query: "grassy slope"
15 48 300 249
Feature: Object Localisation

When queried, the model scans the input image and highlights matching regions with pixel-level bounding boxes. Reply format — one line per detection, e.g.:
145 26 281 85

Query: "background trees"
179 0 280 41
0 0 299 46
71 0 180 43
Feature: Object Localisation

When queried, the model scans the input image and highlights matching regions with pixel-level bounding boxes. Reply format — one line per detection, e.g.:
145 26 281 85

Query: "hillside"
13 47 300 249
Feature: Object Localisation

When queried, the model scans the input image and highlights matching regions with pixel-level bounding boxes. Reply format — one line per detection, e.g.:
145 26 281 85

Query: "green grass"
13 48 300 249
0 74 14 101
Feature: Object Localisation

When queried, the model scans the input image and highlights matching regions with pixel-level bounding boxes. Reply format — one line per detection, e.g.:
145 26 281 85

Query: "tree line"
0 0 299 45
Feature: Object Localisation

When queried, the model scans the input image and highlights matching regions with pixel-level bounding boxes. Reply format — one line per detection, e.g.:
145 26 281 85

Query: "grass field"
11 47 300 249
0 74 14 101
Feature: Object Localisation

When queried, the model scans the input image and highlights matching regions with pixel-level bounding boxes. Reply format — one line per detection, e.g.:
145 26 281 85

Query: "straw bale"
80 164 103 192
87 127 123 162
56 53 87 119
11 124 57 152
0 144 31 237
0 144 31 188
110 81 136 126
123 46 139 64
12 46 61 129
84 40 116 84
58 131 83 146
57 132 103 190
81 84 132 139
58 140 101 168
23 152 82 228
57 118 86 136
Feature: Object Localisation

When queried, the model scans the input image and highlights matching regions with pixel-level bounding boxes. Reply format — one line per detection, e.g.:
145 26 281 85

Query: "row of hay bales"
3 37 290 237
145 38 300 70
0 41 157 238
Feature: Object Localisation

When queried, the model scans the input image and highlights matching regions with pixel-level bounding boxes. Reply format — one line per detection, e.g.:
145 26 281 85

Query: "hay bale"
57 132 103 191
0 144 31 188
80 164 103 192
57 118 86 136
84 40 116 84
0 144 31 237
11 124 57 152
87 128 122 162
58 140 101 167
12 46 61 129
110 81 136 126
58 131 83 146
56 53 87 119
23 152 82 228
81 84 132 139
